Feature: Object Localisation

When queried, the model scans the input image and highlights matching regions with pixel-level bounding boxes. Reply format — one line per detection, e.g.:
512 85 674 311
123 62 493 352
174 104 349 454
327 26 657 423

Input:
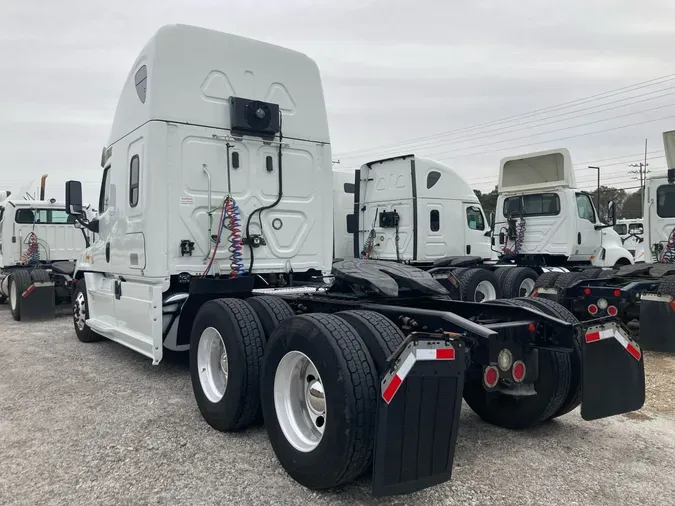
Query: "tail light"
512 361 526 382
588 304 598 315
483 366 499 388
607 305 618 317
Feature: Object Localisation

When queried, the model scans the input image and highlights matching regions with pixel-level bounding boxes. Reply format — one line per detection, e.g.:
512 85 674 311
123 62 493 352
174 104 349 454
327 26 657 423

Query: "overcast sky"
2 0 675 203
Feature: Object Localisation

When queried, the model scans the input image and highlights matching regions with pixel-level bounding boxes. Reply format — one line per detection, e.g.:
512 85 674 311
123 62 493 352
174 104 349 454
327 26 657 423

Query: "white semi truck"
0 176 94 320
531 131 675 351
62 24 646 497
332 158 505 302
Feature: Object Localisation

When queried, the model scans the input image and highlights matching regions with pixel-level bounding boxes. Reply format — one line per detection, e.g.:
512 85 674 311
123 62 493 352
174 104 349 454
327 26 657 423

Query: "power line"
334 73 675 158
430 113 675 161
339 87 675 160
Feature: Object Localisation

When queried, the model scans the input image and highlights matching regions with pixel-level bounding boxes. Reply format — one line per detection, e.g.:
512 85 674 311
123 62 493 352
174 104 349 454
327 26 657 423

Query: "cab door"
571 192 599 259
463 203 491 258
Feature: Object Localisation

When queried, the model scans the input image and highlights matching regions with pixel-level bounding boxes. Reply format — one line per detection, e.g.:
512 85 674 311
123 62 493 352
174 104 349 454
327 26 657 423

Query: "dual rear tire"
189 297 405 490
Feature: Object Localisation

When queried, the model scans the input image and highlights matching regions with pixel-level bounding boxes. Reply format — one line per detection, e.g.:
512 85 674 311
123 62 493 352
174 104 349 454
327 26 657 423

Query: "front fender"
593 245 634 267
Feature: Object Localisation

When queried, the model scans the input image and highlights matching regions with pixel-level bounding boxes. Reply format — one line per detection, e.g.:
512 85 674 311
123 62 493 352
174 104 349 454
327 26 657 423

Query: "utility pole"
628 160 650 218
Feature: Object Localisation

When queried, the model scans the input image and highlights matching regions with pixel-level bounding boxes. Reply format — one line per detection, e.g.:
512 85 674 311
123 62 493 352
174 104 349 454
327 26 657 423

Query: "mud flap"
581 321 645 421
20 282 56 321
371 336 465 497
639 294 675 352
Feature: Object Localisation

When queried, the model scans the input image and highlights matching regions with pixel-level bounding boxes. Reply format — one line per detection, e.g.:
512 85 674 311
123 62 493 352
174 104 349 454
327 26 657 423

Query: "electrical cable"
245 114 284 275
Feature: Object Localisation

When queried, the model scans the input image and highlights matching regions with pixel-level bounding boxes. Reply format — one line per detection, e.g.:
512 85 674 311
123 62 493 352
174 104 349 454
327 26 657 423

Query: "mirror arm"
76 216 99 234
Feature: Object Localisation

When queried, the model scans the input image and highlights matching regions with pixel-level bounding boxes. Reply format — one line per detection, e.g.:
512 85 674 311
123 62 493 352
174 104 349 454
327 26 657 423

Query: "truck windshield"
503 193 560 217
657 185 675 218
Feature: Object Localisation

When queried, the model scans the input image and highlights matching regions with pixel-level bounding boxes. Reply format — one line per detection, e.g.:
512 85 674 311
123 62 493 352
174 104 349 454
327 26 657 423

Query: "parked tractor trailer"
63 24 645 497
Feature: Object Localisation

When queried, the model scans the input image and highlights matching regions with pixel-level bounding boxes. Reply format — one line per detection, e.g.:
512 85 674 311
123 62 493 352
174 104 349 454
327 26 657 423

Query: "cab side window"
129 155 140 208
99 166 111 213
575 193 596 223
466 206 485 230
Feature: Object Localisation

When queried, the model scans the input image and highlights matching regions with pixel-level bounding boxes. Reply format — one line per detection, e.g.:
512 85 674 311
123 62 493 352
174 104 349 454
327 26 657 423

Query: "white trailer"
62 24 647 496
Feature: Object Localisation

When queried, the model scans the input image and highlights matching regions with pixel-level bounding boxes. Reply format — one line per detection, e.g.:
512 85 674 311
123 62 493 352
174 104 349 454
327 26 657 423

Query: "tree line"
474 186 643 223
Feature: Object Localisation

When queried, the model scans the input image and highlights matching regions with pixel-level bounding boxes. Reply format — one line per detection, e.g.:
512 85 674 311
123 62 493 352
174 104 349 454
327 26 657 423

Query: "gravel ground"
1 307 674 506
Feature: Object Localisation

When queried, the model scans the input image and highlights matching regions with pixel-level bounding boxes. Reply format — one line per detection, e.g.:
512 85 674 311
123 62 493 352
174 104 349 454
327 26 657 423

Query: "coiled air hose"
661 227 675 263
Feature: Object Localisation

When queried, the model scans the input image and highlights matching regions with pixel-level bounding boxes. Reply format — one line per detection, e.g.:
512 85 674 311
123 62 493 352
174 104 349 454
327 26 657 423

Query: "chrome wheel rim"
475 280 497 302
9 280 17 311
73 292 87 331
197 327 229 403
274 351 326 453
519 278 536 297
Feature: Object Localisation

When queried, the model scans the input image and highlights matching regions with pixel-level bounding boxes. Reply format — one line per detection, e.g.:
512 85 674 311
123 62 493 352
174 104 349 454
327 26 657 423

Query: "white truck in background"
333 156 506 302
60 24 647 497
613 219 644 259
492 148 633 292
0 176 95 320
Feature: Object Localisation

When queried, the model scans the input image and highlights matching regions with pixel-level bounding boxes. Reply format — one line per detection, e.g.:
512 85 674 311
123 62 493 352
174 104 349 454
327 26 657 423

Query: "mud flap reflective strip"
22 284 36 298
382 344 456 404
584 323 641 361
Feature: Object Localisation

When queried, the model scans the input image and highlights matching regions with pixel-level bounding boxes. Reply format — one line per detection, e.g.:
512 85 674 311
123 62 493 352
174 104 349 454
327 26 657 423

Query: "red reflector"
484 366 499 388
22 284 36 298
607 306 618 317
528 323 536 332
613 289 621 297
626 343 641 361
585 331 601 343
532 289 539 297
670 300 675 312
436 348 455 360
382 375 402 403
512 361 526 382
584 288 591 295
588 304 598 315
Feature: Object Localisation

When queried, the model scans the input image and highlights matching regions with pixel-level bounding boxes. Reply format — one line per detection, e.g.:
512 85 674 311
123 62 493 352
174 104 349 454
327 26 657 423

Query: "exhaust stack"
39 174 48 200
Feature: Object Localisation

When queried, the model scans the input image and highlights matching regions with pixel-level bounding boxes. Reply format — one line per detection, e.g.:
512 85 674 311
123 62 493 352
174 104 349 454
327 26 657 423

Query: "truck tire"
30 269 51 282
660 275 675 297
494 267 511 286
532 272 562 291
190 298 265 431
514 297 583 418
261 314 378 489
335 310 406 376
554 272 584 291
581 268 602 279
72 280 102 343
456 268 501 302
8 270 31 321
247 295 295 341
501 267 538 298
463 322 570 430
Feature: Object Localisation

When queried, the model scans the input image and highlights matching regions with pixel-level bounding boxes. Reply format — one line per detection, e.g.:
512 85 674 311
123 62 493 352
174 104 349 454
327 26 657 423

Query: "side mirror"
607 200 617 227
65 181 83 215
489 212 495 231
